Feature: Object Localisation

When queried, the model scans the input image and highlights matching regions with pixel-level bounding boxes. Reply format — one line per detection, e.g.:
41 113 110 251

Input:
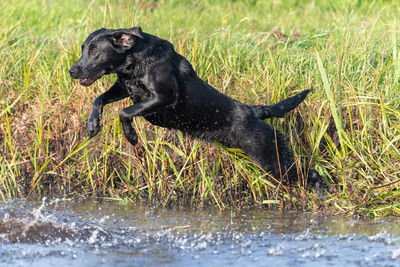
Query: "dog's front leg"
88 81 129 138
119 110 139 146
119 95 174 146
119 67 179 146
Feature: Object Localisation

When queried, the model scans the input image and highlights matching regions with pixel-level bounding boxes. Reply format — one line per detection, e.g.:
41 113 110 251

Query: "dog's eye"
90 49 97 54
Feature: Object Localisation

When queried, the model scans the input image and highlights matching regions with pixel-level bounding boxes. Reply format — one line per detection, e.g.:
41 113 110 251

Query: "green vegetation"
0 0 399 216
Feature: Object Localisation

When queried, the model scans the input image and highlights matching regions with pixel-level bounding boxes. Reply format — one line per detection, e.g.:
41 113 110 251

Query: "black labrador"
69 27 321 185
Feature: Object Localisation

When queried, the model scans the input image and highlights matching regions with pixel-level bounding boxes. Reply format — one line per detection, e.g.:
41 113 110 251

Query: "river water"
0 199 399 267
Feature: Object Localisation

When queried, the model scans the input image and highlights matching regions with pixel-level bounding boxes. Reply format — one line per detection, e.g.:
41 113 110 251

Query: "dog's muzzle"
69 66 104 86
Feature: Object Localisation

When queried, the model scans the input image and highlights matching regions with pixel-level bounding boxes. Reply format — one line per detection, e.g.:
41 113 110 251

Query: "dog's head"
69 27 144 86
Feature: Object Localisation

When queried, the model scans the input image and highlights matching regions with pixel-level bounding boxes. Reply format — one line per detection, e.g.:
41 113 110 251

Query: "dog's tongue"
79 78 93 86
78 72 104 86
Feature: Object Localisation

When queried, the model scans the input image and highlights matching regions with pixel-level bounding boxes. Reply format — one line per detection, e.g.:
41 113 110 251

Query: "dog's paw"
87 119 101 138
121 124 138 146
125 132 138 146
308 169 329 200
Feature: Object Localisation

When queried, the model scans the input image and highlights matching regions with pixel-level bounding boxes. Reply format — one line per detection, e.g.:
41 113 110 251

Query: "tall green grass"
0 0 399 216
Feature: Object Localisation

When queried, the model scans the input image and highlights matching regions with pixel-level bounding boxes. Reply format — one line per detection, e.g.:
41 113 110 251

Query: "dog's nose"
69 67 78 77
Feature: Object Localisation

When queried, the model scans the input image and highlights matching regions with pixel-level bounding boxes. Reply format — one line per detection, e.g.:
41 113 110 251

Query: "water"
0 199 399 267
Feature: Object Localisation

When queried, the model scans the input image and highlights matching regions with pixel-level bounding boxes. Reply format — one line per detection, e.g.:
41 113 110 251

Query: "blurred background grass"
0 0 399 216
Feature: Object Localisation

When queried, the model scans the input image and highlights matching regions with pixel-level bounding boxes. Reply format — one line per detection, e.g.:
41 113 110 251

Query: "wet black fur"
69 27 321 185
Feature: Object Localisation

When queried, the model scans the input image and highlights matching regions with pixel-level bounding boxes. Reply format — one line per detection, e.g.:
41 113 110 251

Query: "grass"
0 0 399 216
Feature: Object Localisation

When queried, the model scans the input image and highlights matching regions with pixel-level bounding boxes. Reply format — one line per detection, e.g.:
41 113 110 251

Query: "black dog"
69 27 321 185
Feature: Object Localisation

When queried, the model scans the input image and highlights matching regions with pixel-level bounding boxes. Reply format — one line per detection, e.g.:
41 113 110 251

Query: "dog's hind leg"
251 89 310 119
236 119 298 183
236 118 325 193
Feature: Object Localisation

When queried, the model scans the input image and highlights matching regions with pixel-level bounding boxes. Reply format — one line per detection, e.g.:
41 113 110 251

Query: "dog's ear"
110 27 144 49
129 27 144 39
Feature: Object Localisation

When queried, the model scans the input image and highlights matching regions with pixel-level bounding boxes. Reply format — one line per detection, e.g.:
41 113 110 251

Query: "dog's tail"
251 89 310 120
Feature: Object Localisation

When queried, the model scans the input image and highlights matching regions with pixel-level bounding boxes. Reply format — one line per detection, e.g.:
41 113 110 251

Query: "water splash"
0 198 109 244
0 200 399 266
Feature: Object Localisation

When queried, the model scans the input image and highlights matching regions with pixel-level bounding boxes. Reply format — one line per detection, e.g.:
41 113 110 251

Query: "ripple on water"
0 199 399 267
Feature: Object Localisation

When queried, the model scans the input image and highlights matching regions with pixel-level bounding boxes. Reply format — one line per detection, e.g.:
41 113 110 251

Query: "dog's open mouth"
79 72 104 86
